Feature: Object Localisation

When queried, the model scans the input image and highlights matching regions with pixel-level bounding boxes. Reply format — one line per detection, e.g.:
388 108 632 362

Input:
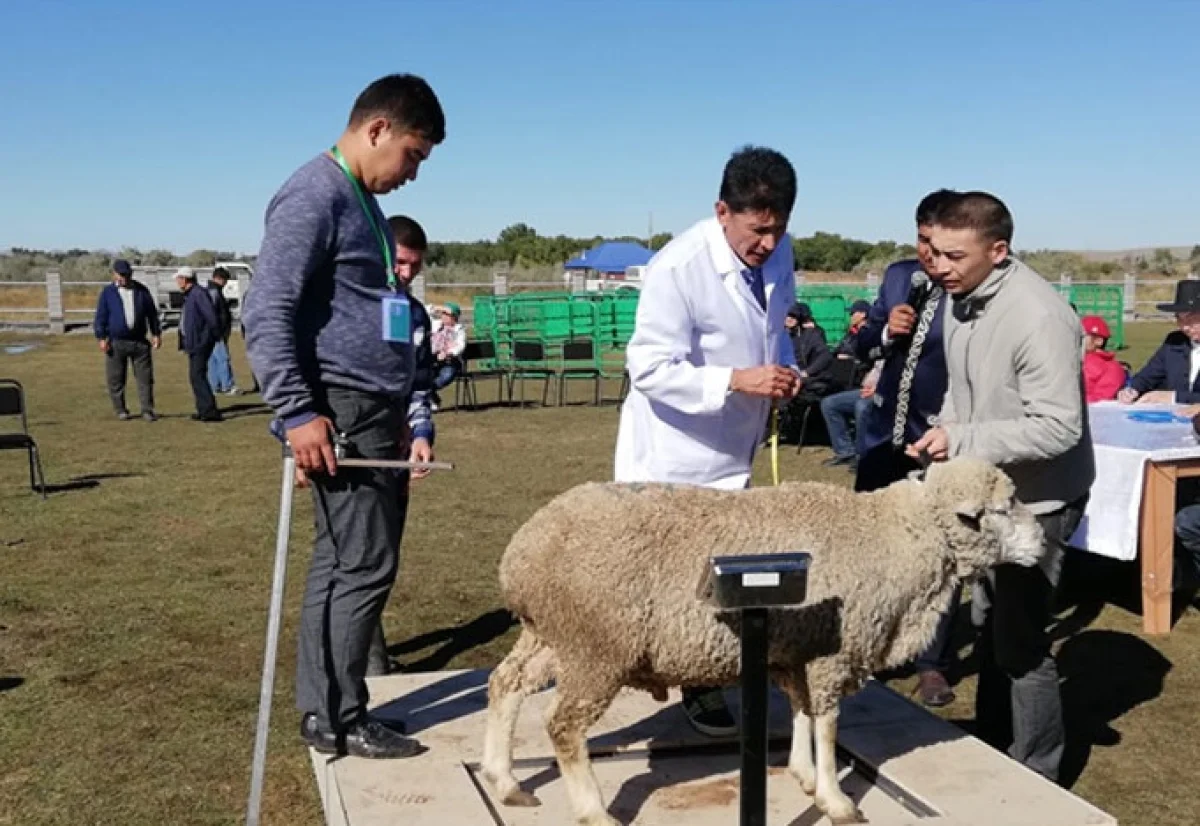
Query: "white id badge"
381 294 412 343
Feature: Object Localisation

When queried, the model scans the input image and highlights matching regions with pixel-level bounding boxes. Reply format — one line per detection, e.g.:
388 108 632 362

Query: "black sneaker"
141 411 159 422
682 688 737 737
344 719 425 759
822 454 855 468
117 411 133 421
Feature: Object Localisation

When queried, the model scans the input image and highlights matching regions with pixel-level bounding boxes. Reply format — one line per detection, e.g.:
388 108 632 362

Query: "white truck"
133 261 254 320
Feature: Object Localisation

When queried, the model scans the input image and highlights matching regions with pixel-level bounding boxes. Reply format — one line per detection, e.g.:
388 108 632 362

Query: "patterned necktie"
743 267 766 310
891 284 944 448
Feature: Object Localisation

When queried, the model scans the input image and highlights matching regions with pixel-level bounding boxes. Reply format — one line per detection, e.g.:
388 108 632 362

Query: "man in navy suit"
854 189 960 706
1119 280 1200 405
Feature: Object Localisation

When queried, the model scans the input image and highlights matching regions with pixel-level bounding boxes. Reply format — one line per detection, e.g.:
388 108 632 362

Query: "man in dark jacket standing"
854 189 959 706
175 267 222 422
93 259 162 421
205 267 239 395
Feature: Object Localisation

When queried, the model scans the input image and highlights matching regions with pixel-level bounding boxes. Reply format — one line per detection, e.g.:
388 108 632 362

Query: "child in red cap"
1081 315 1125 402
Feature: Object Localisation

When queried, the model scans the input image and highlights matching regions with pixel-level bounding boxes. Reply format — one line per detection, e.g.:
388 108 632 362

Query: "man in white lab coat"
614 145 801 736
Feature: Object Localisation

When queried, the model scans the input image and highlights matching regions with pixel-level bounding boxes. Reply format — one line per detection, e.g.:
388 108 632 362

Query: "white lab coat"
614 217 798 489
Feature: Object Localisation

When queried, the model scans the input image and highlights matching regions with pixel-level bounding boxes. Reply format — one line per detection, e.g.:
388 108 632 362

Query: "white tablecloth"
1069 402 1200 560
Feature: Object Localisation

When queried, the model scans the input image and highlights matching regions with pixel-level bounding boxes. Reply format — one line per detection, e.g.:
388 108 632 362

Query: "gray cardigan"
938 257 1094 514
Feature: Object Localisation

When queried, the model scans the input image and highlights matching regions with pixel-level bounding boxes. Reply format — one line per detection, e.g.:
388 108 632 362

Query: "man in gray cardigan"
909 192 1094 783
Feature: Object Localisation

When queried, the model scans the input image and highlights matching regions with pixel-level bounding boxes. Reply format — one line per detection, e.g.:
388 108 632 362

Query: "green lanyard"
329 146 396 290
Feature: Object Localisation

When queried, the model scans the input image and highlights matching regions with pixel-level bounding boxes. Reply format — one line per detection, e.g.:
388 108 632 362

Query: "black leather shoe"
300 713 339 754
344 719 425 759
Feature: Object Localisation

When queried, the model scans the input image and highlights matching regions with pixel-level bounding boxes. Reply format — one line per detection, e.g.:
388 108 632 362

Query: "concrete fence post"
493 273 508 296
411 273 426 304
570 273 586 294
46 270 65 334
1123 273 1137 321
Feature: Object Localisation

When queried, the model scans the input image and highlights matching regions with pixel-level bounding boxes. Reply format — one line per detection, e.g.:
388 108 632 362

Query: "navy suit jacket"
1130 331 1200 403
180 286 220 354
855 259 948 454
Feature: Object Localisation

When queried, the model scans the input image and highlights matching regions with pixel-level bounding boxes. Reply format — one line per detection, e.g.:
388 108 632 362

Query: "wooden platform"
308 669 1117 825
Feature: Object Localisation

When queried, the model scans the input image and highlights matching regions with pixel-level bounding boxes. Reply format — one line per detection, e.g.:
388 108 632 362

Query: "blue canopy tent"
564 241 654 275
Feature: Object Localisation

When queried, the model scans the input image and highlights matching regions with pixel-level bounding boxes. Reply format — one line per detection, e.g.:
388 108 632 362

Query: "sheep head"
921 457 1045 577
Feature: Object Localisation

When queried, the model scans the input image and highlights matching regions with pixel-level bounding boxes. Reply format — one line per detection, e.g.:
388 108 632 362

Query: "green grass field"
0 322 1197 825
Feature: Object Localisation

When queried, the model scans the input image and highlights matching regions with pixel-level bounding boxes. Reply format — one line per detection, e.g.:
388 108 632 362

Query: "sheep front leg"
813 709 863 824
777 676 816 795
790 708 816 794
545 672 621 826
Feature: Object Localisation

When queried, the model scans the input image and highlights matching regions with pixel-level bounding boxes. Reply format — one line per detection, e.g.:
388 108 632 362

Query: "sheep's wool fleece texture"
499 458 1033 715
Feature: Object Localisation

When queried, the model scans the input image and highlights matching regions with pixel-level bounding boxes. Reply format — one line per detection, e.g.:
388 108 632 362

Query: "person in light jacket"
614 145 801 737
909 192 1094 783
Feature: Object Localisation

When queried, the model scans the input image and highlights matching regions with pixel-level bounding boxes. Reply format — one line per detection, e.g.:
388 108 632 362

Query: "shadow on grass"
926 554 1172 790
43 471 145 494
390 609 518 673
0 676 24 692
1058 629 1172 787
218 401 272 419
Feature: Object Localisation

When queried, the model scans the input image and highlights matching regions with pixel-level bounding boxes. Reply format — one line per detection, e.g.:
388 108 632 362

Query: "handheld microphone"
904 270 930 310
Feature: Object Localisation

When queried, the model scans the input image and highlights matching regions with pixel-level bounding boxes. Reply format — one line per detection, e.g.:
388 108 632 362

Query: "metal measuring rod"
245 430 454 826
697 552 812 826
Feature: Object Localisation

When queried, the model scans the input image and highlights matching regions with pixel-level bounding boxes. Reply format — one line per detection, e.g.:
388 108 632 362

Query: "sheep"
480 456 1044 826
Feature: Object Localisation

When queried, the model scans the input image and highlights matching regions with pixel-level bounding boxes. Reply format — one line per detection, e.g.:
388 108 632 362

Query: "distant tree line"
3 229 1198 282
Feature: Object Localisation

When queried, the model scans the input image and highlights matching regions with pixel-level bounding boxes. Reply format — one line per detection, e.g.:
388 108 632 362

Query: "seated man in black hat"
1119 280 1200 405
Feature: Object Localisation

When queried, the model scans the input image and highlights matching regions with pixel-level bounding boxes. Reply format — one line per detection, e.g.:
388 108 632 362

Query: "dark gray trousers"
366 492 410 677
972 497 1086 783
105 339 154 414
294 387 407 730
187 342 219 419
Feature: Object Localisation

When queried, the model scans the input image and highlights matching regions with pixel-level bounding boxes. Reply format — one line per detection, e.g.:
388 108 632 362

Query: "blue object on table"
1126 411 1192 424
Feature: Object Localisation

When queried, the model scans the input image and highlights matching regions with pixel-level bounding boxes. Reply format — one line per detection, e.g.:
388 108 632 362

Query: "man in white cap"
175 267 222 421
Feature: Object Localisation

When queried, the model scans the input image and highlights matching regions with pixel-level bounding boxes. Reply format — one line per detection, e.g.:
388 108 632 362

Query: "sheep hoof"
481 769 540 808
822 798 865 824
501 788 541 808
578 814 621 826
649 686 668 702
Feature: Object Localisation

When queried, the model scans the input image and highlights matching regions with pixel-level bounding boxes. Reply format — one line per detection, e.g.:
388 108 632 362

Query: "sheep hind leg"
481 628 556 807
813 707 864 824
777 675 816 795
546 669 622 826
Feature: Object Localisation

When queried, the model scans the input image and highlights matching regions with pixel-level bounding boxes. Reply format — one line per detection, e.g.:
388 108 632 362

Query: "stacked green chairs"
1060 284 1125 348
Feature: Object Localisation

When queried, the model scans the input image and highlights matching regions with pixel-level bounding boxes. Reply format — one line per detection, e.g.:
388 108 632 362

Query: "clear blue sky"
1 0 1196 255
